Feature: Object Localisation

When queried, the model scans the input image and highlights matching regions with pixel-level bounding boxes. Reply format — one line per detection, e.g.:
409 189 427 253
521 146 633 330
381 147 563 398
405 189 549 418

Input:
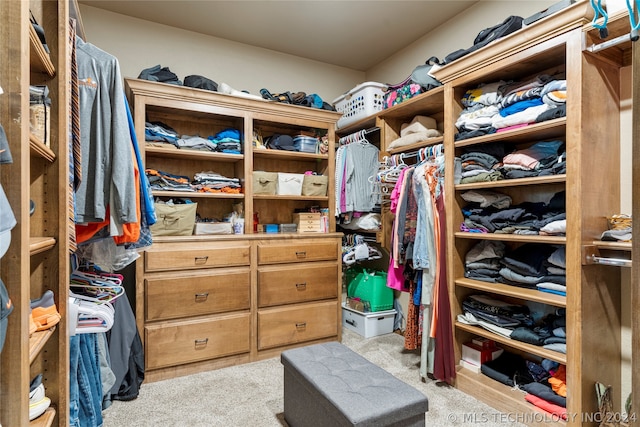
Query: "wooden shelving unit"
1 1 73 425
433 2 628 425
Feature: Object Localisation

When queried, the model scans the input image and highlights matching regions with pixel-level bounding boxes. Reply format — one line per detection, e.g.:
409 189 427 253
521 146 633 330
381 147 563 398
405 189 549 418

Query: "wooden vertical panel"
244 111 253 232
632 36 640 427
0 1 32 426
569 26 623 424
443 82 462 366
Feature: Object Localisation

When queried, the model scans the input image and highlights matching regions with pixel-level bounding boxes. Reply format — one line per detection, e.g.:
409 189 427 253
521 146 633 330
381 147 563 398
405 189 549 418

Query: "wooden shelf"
253 149 328 161
455 277 566 308
145 145 243 161
253 194 328 201
378 86 445 119
455 174 566 190
456 322 567 364
29 134 55 162
454 117 566 149
454 231 566 244
29 24 55 77
388 135 444 155
29 327 56 365
335 116 377 136
151 190 244 199
455 368 567 427
591 240 632 252
29 237 57 256
30 406 56 427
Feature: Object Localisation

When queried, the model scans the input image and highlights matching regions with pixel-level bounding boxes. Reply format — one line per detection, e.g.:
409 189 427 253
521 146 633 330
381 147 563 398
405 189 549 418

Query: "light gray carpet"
102 328 526 426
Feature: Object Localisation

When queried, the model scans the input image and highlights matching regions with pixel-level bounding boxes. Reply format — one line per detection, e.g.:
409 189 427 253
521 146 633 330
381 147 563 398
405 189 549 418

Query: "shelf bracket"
582 245 632 267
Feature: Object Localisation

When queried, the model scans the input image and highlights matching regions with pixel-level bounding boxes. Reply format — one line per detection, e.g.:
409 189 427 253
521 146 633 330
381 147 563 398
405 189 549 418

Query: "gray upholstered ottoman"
281 342 429 426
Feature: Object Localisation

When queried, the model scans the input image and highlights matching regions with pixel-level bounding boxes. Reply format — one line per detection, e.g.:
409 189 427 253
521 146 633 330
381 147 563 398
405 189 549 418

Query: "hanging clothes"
383 143 455 384
74 36 137 232
335 130 381 218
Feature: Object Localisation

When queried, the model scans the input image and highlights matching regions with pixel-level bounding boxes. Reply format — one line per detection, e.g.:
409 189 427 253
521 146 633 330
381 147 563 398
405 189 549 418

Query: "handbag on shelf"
383 57 443 109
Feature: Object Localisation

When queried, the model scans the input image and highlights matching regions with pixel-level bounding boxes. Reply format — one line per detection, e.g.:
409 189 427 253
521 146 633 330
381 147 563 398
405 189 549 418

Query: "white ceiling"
77 1 478 71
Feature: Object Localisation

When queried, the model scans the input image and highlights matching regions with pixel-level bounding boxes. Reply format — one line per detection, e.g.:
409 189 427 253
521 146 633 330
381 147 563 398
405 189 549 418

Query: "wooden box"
293 213 321 233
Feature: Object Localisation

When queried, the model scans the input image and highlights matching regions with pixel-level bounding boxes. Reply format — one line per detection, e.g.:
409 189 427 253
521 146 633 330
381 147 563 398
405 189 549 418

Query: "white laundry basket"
332 82 387 129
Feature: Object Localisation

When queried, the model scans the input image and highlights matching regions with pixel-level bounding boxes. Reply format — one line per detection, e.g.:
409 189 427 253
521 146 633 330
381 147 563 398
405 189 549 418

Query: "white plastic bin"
332 82 387 129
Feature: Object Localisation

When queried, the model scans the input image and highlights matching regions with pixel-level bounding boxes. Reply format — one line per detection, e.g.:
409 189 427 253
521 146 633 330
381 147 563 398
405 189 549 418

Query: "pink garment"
387 168 409 291
496 123 529 133
386 255 407 291
389 168 408 214
524 393 567 420
340 160 347 213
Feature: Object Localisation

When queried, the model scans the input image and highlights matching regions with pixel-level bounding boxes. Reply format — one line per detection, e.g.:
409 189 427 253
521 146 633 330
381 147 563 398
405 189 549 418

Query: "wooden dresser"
125 78 343 381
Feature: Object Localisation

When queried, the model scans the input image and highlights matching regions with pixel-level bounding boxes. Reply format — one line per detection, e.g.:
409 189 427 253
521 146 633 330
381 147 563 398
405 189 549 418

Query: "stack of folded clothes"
193 171 241 194
455 139 566 185
145 122 243 155
464 240 506 283
455 72 567 141
481 352 568 420
458 294 567 353
464 241 567 296
146 168 242 194
146 169 194 192
460 190 566 236
145 121 179 147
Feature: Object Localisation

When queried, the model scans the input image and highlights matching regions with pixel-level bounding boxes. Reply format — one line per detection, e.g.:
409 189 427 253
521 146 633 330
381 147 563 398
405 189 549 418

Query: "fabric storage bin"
193 221 233 235
332 81 387 129
253 171 278 195
277 173 303 196
150 202 197 236
293 135 319 153
301 174 328 196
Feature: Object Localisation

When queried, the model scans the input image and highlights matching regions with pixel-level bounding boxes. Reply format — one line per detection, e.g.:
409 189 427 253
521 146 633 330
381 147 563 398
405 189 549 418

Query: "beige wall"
367 1 556 85
78 5 363 104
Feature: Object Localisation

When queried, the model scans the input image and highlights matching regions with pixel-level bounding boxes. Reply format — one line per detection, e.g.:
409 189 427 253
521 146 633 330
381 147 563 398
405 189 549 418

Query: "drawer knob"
195 292 209 302
194 338 209 348
194 256 209 265
295 251 307 258
295 282 307 291
295 322 306 330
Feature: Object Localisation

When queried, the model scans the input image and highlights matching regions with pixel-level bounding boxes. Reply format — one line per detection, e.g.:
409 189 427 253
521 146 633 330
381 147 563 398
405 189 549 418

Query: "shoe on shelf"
30 290 55 310
30 290 61 332
29 374 51 421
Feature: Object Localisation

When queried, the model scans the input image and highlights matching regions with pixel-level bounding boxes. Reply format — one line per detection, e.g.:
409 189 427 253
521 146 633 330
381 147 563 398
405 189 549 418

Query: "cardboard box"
342 303 396 338
461 342 503 367
472 337 497 350
459 358 481 374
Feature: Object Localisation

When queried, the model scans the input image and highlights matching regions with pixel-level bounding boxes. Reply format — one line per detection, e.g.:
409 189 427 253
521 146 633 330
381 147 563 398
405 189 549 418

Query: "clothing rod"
338 127 380 145
585 31 637 54
391 143 444 161
585 254 632 267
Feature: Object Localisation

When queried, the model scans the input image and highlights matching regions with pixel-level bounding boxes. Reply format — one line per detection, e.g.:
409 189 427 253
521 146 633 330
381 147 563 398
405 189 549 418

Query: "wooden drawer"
257 301 338 350
257 240 338 265
145 241 250 272
145 268 250 321
258 262 338 307
145 313 250 369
